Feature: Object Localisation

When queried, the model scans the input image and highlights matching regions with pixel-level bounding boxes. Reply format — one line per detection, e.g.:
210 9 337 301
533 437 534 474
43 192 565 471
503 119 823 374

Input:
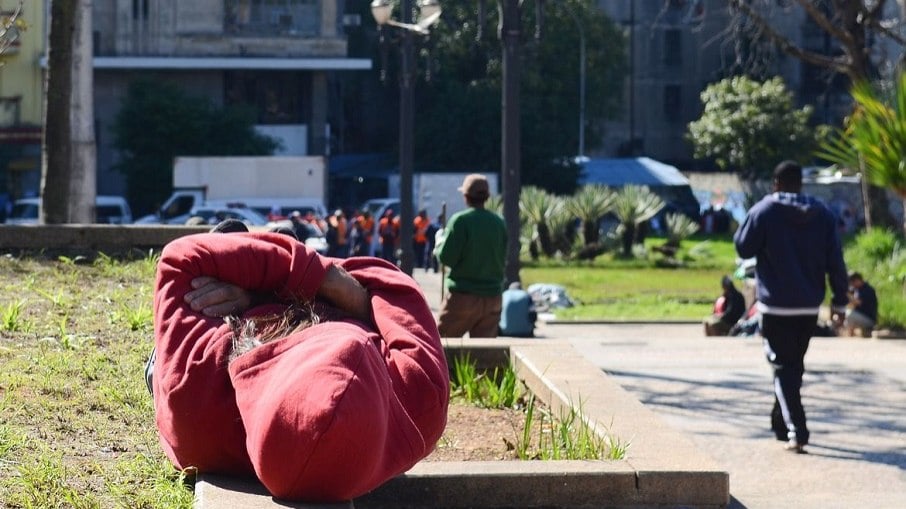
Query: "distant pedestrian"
734 160 849 454
424 213 444 273
435 174 506 338
703 275 746 336
413 209 430 269
353 211 374 257
843 272 877 337
326 209 348 258
378 209 398 264
498 282 537 337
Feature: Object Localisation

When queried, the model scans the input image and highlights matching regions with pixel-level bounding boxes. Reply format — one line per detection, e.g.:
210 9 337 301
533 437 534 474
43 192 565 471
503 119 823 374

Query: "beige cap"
458 173 490 199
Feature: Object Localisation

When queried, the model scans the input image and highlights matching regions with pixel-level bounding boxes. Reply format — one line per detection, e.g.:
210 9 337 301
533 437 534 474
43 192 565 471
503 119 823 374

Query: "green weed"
0 300 26 332
515 394 628 461
450 354 521 409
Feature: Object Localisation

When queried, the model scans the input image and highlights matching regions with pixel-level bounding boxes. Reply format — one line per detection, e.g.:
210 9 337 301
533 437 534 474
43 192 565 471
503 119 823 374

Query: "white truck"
358 172 499 256
135 156 328 224
387 172 499 220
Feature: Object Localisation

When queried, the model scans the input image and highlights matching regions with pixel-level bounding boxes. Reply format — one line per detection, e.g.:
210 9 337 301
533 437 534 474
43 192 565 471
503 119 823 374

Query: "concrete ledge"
0 224 213 254
197 339 729 509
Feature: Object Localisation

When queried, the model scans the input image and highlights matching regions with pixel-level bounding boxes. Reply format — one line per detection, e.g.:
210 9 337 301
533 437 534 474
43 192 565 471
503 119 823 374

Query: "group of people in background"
268 204 447 270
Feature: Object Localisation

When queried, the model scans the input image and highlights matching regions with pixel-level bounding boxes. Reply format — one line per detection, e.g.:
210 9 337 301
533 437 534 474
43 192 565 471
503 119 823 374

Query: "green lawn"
521 235 739 321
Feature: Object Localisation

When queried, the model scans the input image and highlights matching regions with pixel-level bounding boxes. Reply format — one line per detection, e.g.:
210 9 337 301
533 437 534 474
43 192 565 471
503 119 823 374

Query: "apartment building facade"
595 0 903 169
0 2 45 217
90 0 369 200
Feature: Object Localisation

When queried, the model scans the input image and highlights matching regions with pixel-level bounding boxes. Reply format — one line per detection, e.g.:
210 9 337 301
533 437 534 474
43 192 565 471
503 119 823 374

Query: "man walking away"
435 174 506 337
734 160 849 454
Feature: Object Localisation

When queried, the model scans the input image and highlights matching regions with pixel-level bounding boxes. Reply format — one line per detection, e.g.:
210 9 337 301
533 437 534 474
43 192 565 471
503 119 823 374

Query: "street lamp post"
501 0 522 286
371 0 441 276
563 5 586 158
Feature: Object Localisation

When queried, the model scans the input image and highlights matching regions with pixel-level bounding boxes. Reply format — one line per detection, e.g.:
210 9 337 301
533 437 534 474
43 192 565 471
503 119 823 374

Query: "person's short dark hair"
773 160 802 189
721 275 735 291
848 271 863 282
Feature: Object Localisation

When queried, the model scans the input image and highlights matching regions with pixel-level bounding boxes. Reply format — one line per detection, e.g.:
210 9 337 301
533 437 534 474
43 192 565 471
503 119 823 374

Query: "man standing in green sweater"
435 174 507 337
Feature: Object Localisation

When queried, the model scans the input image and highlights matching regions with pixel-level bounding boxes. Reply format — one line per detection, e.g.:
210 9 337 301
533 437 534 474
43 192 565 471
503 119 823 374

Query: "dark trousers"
413 240 426 268
761 313 816 445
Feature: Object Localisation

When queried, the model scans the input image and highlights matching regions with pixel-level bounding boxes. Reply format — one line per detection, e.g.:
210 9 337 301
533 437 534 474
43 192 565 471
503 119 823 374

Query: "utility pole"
501 0 521 285
398 0 415 275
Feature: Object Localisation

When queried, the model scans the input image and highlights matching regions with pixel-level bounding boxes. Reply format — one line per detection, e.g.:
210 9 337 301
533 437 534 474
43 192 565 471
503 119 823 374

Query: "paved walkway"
412 270 906 509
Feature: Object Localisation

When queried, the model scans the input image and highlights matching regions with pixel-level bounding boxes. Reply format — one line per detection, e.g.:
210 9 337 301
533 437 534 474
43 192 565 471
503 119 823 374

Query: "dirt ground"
423 403 530 462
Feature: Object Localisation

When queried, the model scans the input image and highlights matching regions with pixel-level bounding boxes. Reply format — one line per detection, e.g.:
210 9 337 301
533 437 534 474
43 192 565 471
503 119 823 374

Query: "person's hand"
184 276 254 317
831 310 845 328
317 265 372 324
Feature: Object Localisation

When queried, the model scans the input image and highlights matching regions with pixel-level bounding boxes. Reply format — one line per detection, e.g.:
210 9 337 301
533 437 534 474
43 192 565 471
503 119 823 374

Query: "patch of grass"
450 353 521 409
0 252 192 507
451 355 626 461
521 236 738 321
515 394 627 461
0 300 27 332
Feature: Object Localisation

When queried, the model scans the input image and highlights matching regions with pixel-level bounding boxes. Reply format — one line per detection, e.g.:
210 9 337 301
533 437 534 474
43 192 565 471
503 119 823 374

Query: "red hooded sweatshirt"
152 232 449 502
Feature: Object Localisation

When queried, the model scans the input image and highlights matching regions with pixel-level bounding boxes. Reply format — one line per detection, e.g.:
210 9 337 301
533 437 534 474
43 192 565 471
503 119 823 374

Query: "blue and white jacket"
734 192 849 316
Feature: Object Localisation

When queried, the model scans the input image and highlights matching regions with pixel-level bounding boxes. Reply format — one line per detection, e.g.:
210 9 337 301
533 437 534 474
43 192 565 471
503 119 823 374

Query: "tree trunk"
41 0 75 224
69 0 96 223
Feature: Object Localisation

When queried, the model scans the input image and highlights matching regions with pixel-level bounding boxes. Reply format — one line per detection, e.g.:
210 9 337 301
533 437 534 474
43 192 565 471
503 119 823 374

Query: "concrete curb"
0 224 211 254
196 339 729 509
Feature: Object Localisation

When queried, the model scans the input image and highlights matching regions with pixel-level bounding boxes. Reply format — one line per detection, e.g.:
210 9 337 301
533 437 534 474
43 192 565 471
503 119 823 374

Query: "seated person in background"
149 228 449 502
498 282 537 337
704 275 747 336
843 271 878 337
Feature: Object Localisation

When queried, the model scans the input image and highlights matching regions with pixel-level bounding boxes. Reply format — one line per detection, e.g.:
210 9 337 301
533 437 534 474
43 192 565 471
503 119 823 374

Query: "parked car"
185 206 270 226
6 196 133 225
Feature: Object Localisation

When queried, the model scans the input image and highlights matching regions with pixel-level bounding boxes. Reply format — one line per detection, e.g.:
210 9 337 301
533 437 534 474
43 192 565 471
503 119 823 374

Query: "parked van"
6 196 133 225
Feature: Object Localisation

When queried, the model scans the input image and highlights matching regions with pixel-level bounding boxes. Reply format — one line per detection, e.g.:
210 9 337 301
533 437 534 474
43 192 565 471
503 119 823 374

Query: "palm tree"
611 185 665 257
819 72 906 236
546 203 578 259
664 213 700 248
564 185 614 246
519 186 563 258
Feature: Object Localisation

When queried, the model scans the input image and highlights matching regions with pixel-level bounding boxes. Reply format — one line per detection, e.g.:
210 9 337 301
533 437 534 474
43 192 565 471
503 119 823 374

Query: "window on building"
225 71 308 124
663 29 682 66
663 85 681 122
225 0 320 36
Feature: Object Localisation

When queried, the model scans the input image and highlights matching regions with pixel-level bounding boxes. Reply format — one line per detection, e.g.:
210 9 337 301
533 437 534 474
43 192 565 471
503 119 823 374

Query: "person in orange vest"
353 211 374 257
327 209 348 258
378 209 398 264
412 209 430 269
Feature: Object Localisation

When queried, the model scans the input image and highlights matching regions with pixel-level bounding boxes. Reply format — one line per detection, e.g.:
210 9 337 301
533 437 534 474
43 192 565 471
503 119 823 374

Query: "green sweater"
436 207 507 296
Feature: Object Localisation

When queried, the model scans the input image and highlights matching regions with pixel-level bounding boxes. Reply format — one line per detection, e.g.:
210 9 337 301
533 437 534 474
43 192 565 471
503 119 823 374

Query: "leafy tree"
414 0 626 194
723 0 904 227
111 80 280 215
687 76 818 179
819 72 906 235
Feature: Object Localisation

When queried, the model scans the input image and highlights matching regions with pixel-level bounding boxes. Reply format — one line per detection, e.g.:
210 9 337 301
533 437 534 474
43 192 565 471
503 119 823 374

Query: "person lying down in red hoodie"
150 230 449 502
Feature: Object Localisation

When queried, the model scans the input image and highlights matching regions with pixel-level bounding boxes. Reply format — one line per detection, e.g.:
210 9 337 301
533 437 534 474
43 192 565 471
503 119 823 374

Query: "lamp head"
370 0 392 25
418 0 441 20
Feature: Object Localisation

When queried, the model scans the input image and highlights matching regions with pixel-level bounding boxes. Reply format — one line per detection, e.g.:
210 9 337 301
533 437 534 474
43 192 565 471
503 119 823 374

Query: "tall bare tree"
0 1 24 57
41 0 95 224
726 0 905 228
